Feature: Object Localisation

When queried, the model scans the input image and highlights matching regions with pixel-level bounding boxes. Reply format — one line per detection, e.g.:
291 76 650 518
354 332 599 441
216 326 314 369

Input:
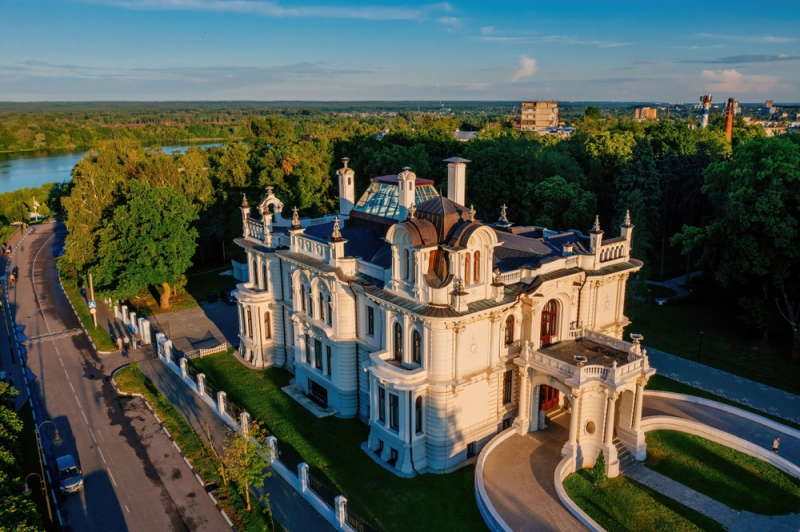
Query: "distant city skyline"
2 0 799 102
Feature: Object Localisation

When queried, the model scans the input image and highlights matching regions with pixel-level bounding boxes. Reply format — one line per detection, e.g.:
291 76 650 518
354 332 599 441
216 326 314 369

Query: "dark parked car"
56 455 84 494
221 289 236 305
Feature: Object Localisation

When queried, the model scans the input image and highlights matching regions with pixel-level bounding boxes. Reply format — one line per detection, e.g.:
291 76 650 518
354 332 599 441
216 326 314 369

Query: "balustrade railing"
499 270 521 284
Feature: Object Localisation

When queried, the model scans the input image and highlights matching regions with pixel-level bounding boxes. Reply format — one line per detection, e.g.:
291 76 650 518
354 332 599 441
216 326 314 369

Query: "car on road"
56 455 84 494
221 289 237 306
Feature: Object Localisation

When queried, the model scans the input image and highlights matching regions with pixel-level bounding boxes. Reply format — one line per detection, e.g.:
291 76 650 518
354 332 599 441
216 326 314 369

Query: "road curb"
110 364 237 532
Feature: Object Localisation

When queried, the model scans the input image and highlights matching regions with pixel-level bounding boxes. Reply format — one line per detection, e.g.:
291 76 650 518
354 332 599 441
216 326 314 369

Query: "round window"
585 421 596 435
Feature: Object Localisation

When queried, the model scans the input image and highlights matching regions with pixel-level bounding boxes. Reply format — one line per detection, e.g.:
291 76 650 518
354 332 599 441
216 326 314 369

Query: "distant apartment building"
634 107 657 120
516 101 558 131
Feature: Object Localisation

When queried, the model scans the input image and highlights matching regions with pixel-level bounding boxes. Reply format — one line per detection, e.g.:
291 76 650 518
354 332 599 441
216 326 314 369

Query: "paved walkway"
137 358 333 532
646 270 702 297
145 304 239 355
628 464 800 532
482 411 586 532
643 394 800 468
646 348 800 425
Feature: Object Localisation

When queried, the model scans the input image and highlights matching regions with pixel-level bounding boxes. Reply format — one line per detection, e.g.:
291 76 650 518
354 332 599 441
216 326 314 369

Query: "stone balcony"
367 350 426 387
520 329 651 387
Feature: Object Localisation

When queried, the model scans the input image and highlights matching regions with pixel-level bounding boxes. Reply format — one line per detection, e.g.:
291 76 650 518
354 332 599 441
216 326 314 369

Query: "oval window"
585 421 596 435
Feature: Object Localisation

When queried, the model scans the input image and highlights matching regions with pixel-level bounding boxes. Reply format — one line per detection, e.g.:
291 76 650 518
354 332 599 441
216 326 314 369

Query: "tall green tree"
221 420 271 512
673 136 800 361
94 181 198 309
523 175 596 231
616 139 662 260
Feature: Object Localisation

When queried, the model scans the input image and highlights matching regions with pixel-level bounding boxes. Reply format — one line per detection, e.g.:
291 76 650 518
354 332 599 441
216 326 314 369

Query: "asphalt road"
8 221 228 532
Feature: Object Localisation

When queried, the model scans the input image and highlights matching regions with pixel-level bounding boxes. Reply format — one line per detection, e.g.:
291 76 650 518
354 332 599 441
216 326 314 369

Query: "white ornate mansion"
232 157 655 478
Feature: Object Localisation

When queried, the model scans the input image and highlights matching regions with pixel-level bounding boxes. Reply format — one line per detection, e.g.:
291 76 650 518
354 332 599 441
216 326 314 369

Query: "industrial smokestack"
700 95 712 128
725 97 735 142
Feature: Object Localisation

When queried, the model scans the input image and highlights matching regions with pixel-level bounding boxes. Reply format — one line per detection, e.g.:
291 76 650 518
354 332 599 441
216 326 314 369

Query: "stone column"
453 323 464 381
489 313 500 368
632 380 644 431
516 367 529 435
335 496 347 529
604 393 616 446
217 391 226 416
197 374 206 396
568 393 580 447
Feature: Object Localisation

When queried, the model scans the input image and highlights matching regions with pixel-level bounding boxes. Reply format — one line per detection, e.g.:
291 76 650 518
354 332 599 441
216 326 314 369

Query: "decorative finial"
341 157 349 168
408 203 417 221
493 268 502 284
456 277 465 293
291 206 301 229
241 194 248 208
591 214 603 234
624 210 631 227
402 166 411 172
266 185 274 196
498 204 509 224
469 204 476 222
331 216 342 240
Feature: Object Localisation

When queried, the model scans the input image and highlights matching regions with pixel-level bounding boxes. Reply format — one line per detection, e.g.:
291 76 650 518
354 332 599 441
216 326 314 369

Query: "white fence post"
114 304 121 320
266 436 278 463
121 305 129 325
139 318 151 344
180 357 188 379
129 311 138 333
241 412 250 438
218 391 226 416
335 495 347 530
299 463 309 492
197 374 206 396
155 333 166 360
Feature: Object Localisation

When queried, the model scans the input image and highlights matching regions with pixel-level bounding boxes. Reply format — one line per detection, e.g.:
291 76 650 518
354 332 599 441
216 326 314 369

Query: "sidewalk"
646 270 702 298
646 347 800 425
137 358 334 532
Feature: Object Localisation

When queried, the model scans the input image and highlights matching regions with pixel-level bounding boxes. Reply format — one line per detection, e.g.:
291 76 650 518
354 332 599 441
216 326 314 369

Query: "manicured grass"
189 352 485 532
60 277 117 352
114 363 279 532
18 402 57 532
645 430 800 515
624 287 800 395
128 264 235 317
645 375 800 432
645 285 677 299
563 468 725 532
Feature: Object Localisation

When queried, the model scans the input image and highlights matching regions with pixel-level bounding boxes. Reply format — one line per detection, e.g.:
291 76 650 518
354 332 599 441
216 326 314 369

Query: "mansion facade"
232 157 655 478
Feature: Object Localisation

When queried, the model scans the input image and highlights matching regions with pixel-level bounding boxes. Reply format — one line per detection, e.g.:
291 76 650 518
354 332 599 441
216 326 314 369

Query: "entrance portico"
513 330 655 477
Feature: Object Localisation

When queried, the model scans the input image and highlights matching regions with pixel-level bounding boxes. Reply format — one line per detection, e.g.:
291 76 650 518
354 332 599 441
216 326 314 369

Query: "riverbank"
0 137 231 155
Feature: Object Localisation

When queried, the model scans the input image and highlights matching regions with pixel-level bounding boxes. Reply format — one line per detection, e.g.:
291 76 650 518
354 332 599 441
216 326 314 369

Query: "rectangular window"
314 339 323 370
503 370 513 405
378 387 386 422
326 345 332 377
389 393 399 431
304 334 310 363
246 309 253 338
367 306 375 336
415 397 423 434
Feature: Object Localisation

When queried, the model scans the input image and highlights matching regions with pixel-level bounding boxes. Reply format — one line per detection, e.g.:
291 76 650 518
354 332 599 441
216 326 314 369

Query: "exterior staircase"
614 438 638 473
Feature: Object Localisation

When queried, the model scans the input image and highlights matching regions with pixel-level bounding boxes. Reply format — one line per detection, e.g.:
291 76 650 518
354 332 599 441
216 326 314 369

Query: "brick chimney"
443 157 470 206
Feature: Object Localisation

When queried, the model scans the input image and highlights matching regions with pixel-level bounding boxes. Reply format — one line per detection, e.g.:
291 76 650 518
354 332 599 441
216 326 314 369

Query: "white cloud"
480 26 494 35
697 33 795 43
701 69 778 93
511 55 537 83
438 17 462 30
84 0 453 21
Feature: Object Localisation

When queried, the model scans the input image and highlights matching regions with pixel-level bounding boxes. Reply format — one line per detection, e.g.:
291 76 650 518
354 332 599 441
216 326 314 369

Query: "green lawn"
625 285 800 395
189 352 485 532
127 264 235 317
18 403 57 531
563 468 725 532
646 430 800 515
60 277 117 351
645 375 800 432
645 285 677 299
114 363 279 532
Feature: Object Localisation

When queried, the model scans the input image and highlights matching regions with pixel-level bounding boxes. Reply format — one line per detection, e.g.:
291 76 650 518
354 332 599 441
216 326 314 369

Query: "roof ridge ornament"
496 204 513 229
291 206 302 229
331 216 343 241
590 214 604 234
241 194 248 207
469 204 476 222
623 210 632 227
408 202 417 221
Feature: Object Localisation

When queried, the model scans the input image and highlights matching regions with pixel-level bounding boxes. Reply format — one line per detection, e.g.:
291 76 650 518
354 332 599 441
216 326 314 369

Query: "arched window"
541 299 558 346
319 293 325 323
326 295 332 326
394 322 403 361
412 330 422 364
308 291 314 318
415 396 423 434
464 253 471 285
474 251 480 283
505 315 515 345
264 312 271 340
262 263 269 291
301 285 306 312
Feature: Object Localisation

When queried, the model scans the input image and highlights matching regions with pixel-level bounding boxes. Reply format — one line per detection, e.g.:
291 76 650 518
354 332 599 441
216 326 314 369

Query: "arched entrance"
540 299 558 346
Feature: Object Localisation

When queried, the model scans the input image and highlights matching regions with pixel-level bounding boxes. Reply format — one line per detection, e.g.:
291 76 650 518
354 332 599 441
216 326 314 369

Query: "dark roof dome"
414 196 471 243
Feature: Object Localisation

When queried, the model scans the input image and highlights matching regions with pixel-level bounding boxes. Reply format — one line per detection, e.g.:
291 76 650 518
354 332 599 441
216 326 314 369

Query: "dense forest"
57 110 800 359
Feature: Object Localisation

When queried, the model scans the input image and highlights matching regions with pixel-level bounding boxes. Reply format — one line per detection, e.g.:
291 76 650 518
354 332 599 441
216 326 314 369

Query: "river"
0 143 222 194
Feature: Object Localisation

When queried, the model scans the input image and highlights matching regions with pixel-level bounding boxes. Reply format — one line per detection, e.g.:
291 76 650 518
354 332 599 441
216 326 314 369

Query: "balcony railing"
499 270 521 284
245 219 265 241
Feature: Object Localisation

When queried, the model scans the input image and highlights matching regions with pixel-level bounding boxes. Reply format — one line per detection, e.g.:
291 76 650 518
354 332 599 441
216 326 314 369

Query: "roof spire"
623 210 631 227
590 214 603 234
241 194 248 207
496 204 513 230
499 204 509 224
291 206 301 229
331 216 343 241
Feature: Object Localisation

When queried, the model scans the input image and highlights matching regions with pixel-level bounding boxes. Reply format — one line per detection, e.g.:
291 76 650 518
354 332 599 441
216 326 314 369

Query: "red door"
540 300 558 346
540 385 560 411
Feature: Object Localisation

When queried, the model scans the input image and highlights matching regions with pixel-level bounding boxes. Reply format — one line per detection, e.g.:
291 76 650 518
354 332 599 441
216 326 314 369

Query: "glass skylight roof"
353 182 439 220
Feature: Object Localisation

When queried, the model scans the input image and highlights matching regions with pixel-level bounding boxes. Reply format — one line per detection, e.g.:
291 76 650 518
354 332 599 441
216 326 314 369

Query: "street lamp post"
22 472 54 524
35 421 62 526
698 329 705 359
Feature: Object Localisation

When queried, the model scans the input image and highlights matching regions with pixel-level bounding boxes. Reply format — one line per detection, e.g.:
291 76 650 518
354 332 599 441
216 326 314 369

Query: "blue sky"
2 0 799 102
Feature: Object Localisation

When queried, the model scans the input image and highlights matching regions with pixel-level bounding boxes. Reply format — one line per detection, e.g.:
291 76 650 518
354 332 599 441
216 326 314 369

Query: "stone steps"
614 438 638 473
